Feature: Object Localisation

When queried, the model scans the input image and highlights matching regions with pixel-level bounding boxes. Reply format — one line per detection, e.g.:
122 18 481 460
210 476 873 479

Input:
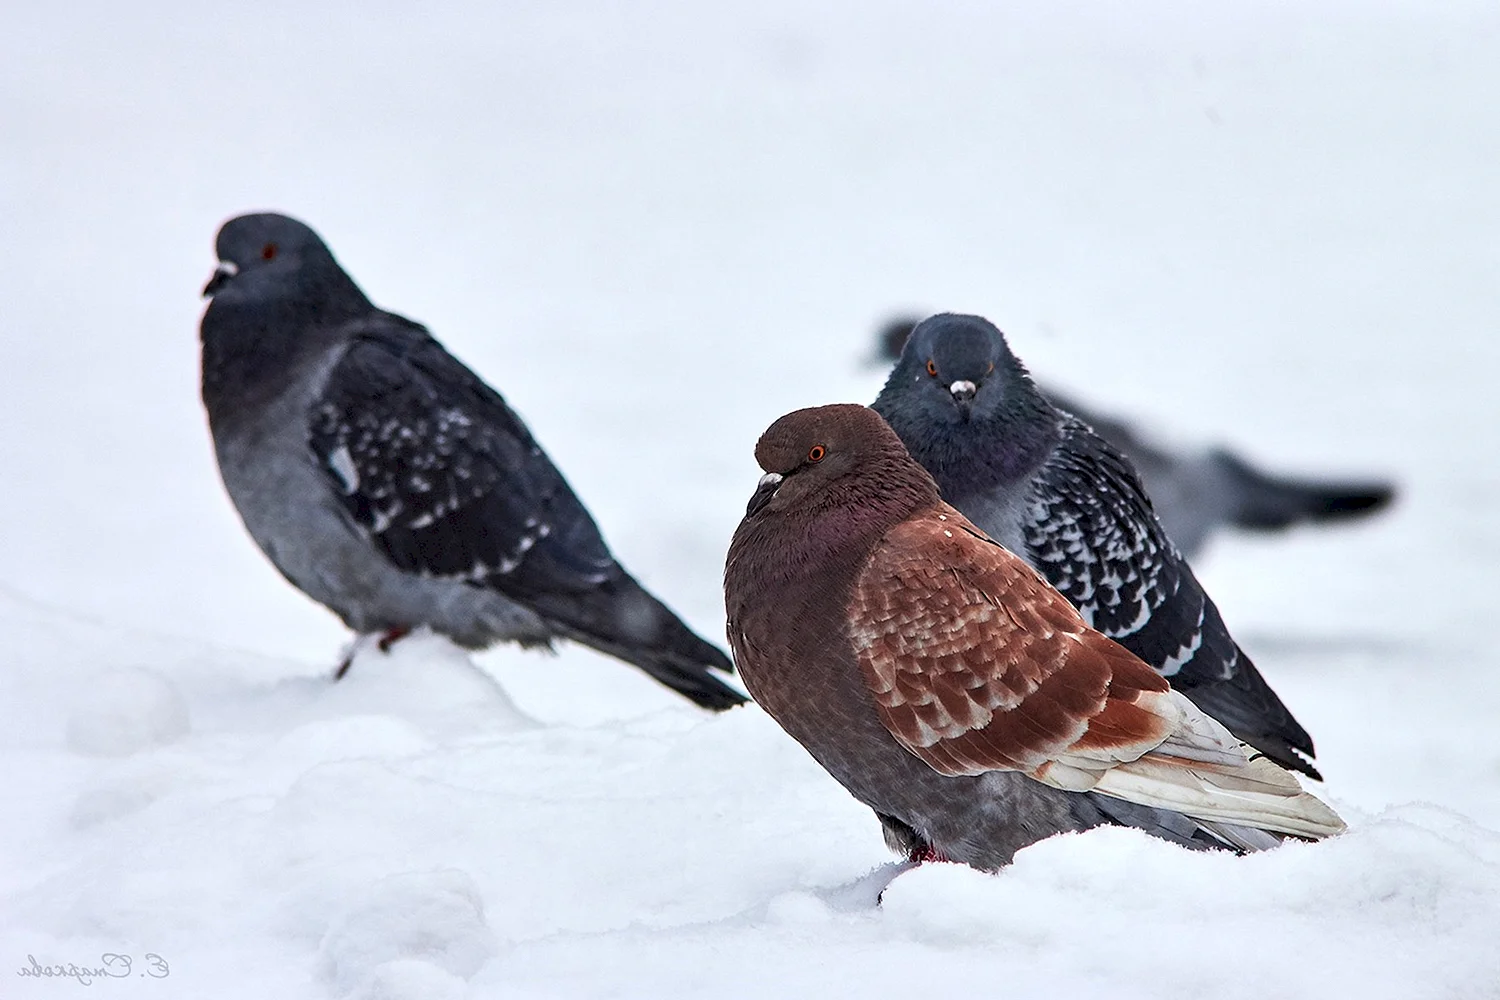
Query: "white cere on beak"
215 260 239 278
949 380 977 396
757 472 784 489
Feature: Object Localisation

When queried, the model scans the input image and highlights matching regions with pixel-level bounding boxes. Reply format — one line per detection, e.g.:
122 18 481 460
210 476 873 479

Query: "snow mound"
318 869 500 995
347 959 468 1000
261 715 434 788
65 667 189 756
69 759 189 829
327 630 538 739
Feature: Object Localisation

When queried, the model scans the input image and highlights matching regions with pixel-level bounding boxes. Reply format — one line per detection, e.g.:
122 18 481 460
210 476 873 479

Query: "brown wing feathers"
849 506 1184 784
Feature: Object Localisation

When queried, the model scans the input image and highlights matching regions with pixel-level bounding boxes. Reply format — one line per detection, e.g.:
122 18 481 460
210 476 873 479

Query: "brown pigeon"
724 404 1344 870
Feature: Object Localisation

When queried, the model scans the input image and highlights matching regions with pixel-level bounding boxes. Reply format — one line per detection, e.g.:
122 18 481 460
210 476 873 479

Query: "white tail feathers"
1081 689 1346 843
1015 685 1343 845
1028 690 1344 846
1091 751 1346 841
1150 694 1248 767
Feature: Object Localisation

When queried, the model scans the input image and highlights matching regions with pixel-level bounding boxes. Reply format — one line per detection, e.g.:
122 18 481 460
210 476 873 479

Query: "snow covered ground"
4 2 1500 997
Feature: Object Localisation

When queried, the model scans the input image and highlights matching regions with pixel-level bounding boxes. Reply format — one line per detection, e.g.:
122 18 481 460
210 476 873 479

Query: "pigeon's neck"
911 398 1061 501
200 294 361 422
732 460 934 598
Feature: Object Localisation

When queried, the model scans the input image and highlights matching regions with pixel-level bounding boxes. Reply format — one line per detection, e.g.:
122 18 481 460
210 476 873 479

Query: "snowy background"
4 2 1500 997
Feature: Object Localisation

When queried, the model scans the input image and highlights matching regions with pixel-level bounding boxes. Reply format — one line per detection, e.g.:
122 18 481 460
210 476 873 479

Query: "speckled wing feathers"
1026 418 1192 651
1027 417 1318 778
308 317 618 598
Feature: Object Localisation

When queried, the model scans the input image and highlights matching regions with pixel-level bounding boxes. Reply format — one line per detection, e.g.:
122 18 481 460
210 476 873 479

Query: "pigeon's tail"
1091 748 1347 842
1212 449 1396 532
535 575 748 712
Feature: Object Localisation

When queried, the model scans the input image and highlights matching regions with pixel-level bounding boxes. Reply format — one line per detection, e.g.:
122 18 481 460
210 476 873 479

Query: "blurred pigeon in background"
199 212 745 710
725 404 1344 870
873 315 1395 557
873 314 1319 780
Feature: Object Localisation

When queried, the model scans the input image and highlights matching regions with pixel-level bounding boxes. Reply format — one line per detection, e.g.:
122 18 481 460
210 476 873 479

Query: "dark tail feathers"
1179 657 1322 782
1212 450 1396 532
533 575 748 712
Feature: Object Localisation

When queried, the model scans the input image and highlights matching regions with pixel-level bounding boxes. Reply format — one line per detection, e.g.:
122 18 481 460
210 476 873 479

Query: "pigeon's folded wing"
848 510 1344 839
848 509 1204 788
307 315 619 598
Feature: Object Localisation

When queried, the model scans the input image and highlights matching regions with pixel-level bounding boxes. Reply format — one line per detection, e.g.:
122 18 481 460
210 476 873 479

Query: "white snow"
65 668 191 758
317 869 500 995
5 2 1500 998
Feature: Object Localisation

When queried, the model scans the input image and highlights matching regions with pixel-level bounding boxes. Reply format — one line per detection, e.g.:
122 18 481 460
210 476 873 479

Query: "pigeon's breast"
210 345 385 616
944 486 1032 561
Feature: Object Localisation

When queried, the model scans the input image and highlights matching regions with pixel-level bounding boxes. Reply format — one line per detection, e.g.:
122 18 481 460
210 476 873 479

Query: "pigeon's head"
744 404 937 520
203 212 352 303
882 313 1032 426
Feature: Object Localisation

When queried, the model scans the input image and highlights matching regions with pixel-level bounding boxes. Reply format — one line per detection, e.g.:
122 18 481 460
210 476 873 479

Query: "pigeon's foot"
333 627 414 681
909 842 950 865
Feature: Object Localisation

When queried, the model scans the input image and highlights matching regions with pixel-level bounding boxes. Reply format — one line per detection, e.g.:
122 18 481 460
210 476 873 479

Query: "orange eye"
807 445 826 463
925 359 938 377
261 243 278 260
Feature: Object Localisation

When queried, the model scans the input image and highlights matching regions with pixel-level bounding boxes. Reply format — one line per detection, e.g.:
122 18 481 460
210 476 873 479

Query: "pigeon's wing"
848 509 1192 787
307 314 618 598
1037 387 1205 552
1036 387 1160 469
1024 417 1195 647
848 511 1344 840
1024 416 1319 777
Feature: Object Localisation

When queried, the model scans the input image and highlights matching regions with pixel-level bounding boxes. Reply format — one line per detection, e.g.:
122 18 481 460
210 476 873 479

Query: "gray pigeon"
199 212 745 711
872 314 1319 782
874 316 1396 558
724 404 1343 870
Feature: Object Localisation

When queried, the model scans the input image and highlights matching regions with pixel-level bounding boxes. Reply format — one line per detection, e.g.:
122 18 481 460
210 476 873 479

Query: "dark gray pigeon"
200 212 745 711
724 404 1343 870
874 316 1395 558
872 313 1320 782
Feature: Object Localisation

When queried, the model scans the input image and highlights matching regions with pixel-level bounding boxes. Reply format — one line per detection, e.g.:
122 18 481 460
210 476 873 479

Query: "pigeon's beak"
202 260 238 298
745 472 784 517
949 380 977 419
